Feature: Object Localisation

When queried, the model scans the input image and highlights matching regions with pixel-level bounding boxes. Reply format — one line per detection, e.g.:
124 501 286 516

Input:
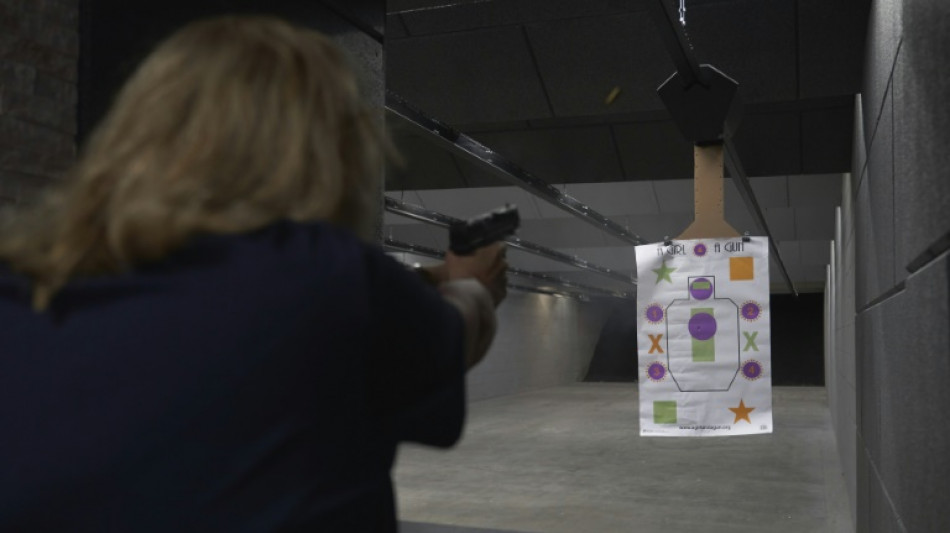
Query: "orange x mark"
648 334 664 354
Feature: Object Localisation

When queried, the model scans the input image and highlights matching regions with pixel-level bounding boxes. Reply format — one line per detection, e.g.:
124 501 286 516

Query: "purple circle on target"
645 304 664 324
741 301 761 321
689 277 713 300
693 243 708 257
742 360 763 380
688 312 717 340
647 362 667 382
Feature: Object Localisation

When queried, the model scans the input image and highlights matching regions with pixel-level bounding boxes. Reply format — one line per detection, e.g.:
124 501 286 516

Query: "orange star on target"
729 399 755 424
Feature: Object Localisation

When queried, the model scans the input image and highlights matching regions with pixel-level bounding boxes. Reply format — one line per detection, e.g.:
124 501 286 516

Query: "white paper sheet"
636 237 773 437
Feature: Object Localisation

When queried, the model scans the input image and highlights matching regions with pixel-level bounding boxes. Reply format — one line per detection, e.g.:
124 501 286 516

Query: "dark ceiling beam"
386 92 645 246
385 196 638 286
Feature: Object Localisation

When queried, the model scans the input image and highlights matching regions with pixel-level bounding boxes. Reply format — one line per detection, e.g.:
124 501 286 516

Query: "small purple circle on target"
742 360 763 380
645 304 664 324
693 243 708 257
688 312 717 340
647 362 667 382
741 301 761 321
689 277 713 300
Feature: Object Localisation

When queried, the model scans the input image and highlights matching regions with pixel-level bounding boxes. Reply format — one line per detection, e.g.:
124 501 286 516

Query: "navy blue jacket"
0 221 466 532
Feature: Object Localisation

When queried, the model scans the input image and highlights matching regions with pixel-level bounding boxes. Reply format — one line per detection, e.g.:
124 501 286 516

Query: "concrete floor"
395 384 852 533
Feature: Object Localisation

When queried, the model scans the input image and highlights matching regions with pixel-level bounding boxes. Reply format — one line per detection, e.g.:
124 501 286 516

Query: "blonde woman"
0 15 505 532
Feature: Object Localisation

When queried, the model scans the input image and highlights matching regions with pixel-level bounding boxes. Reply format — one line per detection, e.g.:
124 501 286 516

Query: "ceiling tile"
794 206 836 240
386 133 468 190
386 27 551 124
798 264 829 284
788 173 843 207
609 213 693 244
413 187 539 220
768 256 790 285
652 179 693 213
799 239 832 266
509 245 638 274
398 0 520 35
613 121 694 180
748 175 789 208
472 126 624 184
524 12 669 116
517 218 609 249
778 240 801 264
559 246 638 272
763 207 797 242
723 187 759 235
455 156 521 189
798 0 868 99
687 0 797 104
514 0 638 22
772 240 802 283
802 105 855 173
507 247 576 272
725 215 758 237
553 181 660 216
730 112 802 176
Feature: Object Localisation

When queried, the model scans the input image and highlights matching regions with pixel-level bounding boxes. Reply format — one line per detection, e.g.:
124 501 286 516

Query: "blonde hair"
0 15 388 310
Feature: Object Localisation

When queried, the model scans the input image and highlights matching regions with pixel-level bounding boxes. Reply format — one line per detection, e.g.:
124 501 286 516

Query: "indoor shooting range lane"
396 385 850 533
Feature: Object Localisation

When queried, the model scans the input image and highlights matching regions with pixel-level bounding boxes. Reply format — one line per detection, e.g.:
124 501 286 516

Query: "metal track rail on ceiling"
646 0 797 295
383 238 631 299
385 196 637 286
724 142 798 296
645 0 705 87
385 92 645 247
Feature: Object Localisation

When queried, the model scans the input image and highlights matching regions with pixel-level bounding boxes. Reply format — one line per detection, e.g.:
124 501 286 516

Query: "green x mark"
743 331 759 352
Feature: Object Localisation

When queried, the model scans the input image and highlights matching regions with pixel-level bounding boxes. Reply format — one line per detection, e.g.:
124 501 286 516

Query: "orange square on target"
730 257 754 280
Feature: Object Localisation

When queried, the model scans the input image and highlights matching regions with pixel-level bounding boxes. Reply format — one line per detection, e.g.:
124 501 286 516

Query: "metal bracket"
647 0 797 295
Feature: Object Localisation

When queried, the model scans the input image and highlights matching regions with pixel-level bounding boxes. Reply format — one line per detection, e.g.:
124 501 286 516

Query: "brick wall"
0 0 78 207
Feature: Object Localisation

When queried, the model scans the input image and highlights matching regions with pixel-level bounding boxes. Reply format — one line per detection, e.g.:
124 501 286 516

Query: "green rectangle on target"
691 307 715 362
653 401 677 424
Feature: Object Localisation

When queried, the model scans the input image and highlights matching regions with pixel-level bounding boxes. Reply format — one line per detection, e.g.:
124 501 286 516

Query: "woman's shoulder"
184 219 369 262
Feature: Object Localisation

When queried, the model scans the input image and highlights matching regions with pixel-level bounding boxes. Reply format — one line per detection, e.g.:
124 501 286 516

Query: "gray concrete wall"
467 292 612 401
832 0 950 530
0 0 78 207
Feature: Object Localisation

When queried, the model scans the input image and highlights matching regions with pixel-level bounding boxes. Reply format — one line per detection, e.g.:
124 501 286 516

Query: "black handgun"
449 205 520 255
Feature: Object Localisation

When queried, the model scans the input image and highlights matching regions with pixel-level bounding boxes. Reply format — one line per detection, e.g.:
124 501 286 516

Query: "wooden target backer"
676 143 740 240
